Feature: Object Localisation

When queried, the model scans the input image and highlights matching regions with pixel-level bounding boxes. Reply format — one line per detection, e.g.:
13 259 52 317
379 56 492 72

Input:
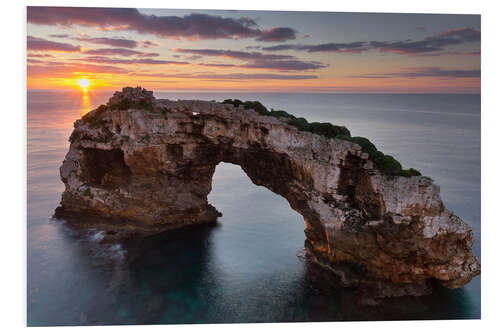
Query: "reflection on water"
27 90 480 326
81 90 91 116
27 90 109 132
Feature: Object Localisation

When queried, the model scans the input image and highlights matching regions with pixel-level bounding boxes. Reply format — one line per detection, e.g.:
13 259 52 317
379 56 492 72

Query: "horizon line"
26 88 481 95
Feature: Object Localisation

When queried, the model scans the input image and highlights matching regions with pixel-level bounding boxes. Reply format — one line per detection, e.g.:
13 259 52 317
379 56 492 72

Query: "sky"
27 7 481 93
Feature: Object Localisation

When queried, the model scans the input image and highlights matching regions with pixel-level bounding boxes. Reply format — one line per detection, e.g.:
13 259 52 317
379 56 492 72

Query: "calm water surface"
27 90 480 325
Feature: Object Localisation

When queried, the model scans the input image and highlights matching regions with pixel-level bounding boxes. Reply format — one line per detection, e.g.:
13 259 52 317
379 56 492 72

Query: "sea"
27 90 481 325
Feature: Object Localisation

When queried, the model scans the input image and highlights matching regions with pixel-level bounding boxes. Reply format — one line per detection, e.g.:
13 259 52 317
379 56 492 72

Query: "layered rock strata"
55 87 480 295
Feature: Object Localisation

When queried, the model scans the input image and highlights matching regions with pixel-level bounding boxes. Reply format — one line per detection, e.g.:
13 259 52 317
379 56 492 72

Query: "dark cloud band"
347 67 480 79
76 37 138 48
27 7 296 42
261 27 480 55
84 48 159 57
27 36 80 52
175 48 327 71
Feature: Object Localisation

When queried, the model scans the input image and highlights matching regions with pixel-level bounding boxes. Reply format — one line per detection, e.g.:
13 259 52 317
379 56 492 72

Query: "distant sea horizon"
26 88 481 95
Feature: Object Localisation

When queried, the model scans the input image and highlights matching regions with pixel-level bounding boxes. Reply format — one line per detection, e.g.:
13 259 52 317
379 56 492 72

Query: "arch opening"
207 162 308 271
191 142 330 251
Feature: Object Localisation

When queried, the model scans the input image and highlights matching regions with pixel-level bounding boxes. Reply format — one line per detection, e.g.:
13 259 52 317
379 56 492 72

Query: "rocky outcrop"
55 87 480 296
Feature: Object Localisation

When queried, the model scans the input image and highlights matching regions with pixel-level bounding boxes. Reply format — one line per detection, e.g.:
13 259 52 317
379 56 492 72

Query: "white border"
2 0 499 332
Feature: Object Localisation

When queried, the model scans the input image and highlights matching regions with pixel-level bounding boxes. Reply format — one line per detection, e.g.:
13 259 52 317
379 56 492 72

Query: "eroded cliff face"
55 87 480 296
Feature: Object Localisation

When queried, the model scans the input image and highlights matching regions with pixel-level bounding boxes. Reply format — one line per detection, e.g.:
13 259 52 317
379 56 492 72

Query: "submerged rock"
55 87 480 296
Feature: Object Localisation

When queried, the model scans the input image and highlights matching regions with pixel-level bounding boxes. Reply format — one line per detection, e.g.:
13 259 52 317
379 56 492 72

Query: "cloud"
28 61 128 77
369 40 453 55
141 40 160 48
133 72 317 80
27 36 80 52
49 34 70 38
198 63 237 68
261 27 480 55
76 36 138 48
260 44 296 52
347 67 480 79
241 59 326 71
417 51 462 57
256 27 296 42
77 56 189 65
307 42 368 53
84 48 159 57
347 75 392 79
364 27 480 55
189 73 316 80
262 42 368 53
174 48 326 71
175 48 293 60
434 27 481 42
27 7 296 41
184 55 203 60
391 67 480 78
27 52 55 58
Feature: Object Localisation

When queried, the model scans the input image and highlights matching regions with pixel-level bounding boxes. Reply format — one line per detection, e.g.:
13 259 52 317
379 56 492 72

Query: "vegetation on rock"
83 187 94 199
108 98 154 112
69 131 80 143
139 134 150 143
81 105 109 129
222 99 421 177
107 87 155 111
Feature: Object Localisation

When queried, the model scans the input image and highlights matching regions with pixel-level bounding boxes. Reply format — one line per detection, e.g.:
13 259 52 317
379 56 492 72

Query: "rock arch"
55 87 480 296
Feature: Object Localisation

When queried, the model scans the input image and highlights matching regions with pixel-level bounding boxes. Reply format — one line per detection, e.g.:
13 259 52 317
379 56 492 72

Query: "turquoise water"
27 90 480 325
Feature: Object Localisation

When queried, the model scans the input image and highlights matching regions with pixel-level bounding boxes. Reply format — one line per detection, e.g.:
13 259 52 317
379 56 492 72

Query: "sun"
78 78 90 90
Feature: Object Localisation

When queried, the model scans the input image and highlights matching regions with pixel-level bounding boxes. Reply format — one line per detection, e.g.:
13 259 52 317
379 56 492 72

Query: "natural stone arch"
55 87 480 296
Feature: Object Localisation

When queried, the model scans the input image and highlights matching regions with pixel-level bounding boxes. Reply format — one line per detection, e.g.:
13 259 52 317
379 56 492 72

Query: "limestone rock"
55 87 480 296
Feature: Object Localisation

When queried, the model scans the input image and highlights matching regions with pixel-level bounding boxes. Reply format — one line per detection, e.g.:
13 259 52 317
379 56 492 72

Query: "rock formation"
55 87 480 296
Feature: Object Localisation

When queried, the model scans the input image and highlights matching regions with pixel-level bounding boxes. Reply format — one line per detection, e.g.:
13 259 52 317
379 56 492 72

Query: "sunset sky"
27 7 480 93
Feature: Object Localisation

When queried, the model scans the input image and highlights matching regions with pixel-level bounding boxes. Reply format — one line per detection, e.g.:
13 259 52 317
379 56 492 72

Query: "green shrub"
220 99 422 178
81 105 109 129
339 136 377 154
69 131 80 143
222 99 270 116
92 135 111 143
337 136 422 177
108 98 154 112
83 188 94 199
269 109 296 119
108 98 131 111
139 134 150 143
96 104 108 113
223 99 242 109
288 117 309 131
308 122 351 138
378 155 403 176
400 168 422 177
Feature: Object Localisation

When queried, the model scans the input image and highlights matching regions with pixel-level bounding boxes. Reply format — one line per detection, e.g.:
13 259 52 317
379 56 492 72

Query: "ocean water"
27 90 480 326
